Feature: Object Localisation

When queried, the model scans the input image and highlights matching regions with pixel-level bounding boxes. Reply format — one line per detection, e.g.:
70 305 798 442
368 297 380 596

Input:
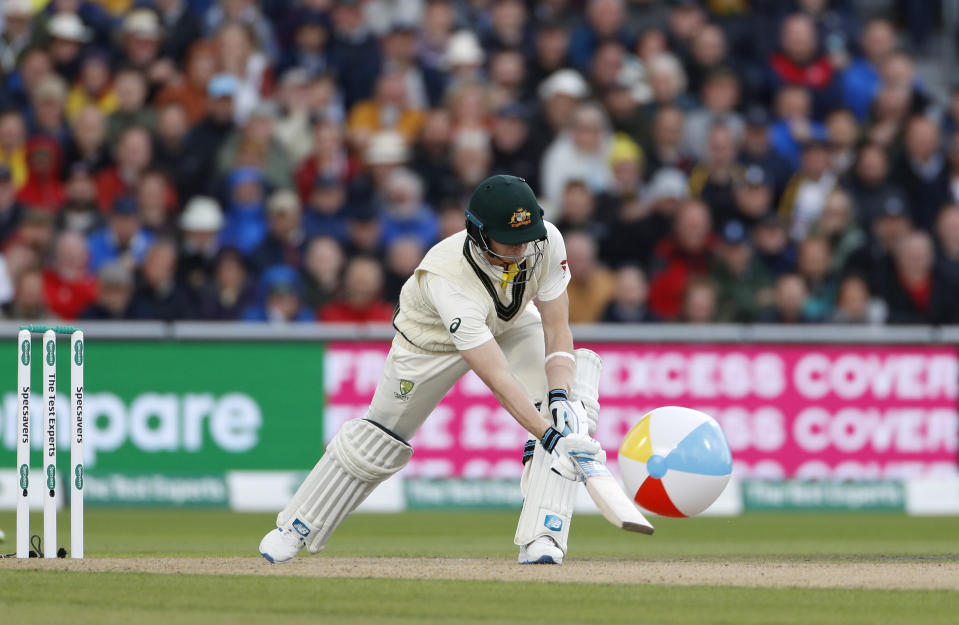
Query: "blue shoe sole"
519 555 557 565
260 551 275 563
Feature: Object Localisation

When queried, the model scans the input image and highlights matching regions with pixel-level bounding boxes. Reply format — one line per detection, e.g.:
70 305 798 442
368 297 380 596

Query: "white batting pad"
277 419 412 553
571 348 601 435
514 437 577 553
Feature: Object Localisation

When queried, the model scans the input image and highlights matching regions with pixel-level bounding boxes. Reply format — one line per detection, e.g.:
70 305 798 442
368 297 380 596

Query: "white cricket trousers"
368 311 547 441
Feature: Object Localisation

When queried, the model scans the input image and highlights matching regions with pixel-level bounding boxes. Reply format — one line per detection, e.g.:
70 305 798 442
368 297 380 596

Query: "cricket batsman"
259 175 606 565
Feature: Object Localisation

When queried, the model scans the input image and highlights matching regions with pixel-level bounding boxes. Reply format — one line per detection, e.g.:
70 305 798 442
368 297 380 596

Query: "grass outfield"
1 509 957 624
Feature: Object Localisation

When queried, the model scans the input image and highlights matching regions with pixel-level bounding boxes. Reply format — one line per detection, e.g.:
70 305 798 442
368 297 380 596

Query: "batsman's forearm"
489 374 551 438
544 325 575 394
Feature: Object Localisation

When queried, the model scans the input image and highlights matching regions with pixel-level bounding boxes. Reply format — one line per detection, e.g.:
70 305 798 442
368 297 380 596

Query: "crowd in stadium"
0 0 956 325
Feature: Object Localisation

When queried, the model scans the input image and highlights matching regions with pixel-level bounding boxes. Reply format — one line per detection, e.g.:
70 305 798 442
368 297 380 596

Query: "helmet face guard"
466 210 547 283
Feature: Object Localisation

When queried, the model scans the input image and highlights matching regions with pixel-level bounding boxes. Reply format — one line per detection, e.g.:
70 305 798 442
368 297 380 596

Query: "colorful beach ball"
618 406 732 518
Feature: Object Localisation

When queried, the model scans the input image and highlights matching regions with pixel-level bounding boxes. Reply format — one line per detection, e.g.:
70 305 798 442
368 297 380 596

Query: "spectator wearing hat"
129 238 195 320
95 125 153 212
644 105 694 179
242 264 313 322
752 215 796 277
105 68 155 146
65 51 117 122
198 247 255 320
779 139 838 240
348 68 425 145
894 116 950 232
220 166 268 256
318 255 395 322
362 129 411 198
601 265 659 323
79 260 134 319
177 195 224 293
276 12 330 79
528 69 590 160
738 107 792 201
730 165 774 228
443 31 486 91
118 8 165 76
689 123 745 230
302 175 349 244
711 220 773 322
17 136 65 212
597 133 643 215
87 195 154 271
42 231 98 320
28 74 71 146
250 189 306 272
178 73 238 198
0 0 34 76
880 231 959 324
154 0 203 65
0 165 24 244
45 11 91 83
541 102 613 209
300 236 344 311
0 111 28 190
648 200 716 320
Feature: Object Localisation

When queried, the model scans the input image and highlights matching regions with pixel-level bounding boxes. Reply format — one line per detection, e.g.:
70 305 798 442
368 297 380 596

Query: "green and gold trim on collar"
462 239 527 321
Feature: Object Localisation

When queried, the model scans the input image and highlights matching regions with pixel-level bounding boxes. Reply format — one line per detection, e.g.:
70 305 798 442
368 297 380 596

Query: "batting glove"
540 426 604 481
547 389 588 435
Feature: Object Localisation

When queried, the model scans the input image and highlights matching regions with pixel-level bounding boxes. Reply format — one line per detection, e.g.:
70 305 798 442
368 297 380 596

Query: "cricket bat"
570 452 655 535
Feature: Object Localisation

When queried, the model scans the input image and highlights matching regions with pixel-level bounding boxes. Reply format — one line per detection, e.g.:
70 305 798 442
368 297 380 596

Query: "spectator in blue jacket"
87 195 154 271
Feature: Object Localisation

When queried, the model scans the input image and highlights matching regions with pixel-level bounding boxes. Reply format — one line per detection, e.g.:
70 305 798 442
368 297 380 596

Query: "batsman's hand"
540 427 606 481
546 389 588 435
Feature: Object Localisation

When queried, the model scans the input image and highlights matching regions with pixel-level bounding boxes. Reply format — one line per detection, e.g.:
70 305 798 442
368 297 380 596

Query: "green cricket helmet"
466 175 547 244
464 175 548 280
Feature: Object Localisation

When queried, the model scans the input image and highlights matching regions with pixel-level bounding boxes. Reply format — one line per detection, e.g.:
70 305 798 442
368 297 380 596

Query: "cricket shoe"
259 524 307 564
518 536 563 565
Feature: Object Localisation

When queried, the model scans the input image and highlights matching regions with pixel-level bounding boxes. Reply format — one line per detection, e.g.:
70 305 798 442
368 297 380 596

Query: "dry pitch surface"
5 556 958 591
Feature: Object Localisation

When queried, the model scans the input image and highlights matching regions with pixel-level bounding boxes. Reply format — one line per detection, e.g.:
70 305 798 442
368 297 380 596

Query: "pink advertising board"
324 342 958 480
